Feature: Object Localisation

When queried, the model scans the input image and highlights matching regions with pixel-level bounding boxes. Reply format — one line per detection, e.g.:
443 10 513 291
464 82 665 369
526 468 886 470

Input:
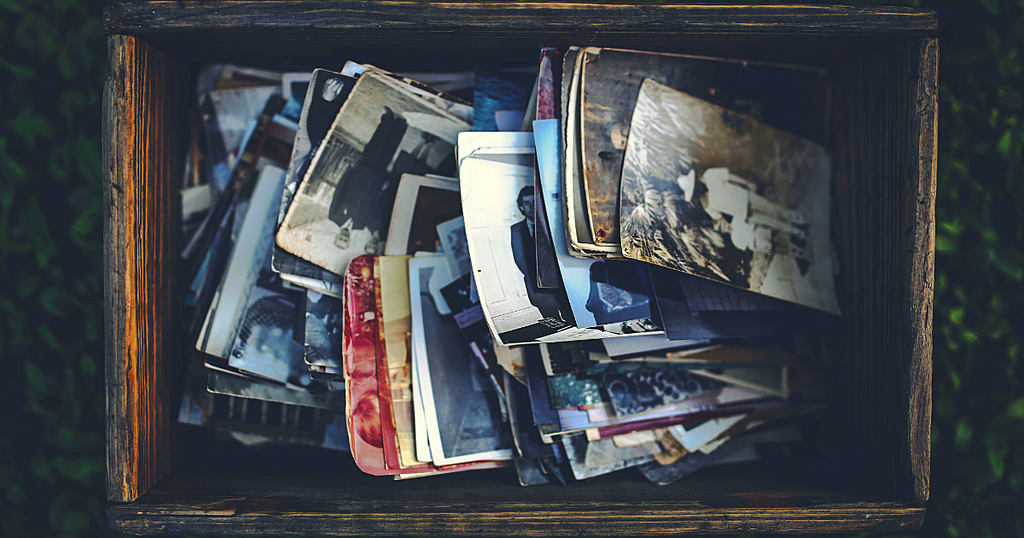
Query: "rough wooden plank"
829 36 935 505
904 37 937 504
104 34 187 504
107 464 925 535
104 2 937 36
101 3 938 67
108 506 925 536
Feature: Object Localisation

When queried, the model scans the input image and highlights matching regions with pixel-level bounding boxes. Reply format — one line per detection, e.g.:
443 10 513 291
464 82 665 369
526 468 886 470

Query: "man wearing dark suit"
509 186 569 324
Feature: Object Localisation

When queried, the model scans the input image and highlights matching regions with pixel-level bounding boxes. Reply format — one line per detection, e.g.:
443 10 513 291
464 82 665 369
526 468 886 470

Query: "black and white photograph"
535 118 662 334
409 255 513 466
272 69 354 283
341 61 474 125
619 79 841 315
460 150 620 345
562 434 659 480
600 362 725 417
436 216 472 279
303 290 343 373
648 253 801 343
276 71 470 275
224 283 307 384
383 174 461 255
206 367 345 413
197 164 287 362
577 47 830 247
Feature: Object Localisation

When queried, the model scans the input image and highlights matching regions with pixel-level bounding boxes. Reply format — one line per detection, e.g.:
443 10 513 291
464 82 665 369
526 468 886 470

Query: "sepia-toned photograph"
620 79 840 315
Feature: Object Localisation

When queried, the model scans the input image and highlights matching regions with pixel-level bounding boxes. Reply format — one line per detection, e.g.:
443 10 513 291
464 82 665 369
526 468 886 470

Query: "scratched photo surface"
277 71 470 276
578 47 830 248
619 80 840 315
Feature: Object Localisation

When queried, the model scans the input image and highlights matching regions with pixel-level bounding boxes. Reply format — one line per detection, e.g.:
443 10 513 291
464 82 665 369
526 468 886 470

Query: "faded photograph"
272 69 354 282
304 290 342 371
277 71 470 275
410 257 512 465
620 79 840 315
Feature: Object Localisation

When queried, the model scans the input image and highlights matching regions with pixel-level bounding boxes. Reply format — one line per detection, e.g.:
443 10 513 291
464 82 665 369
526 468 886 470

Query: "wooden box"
103 2 936 534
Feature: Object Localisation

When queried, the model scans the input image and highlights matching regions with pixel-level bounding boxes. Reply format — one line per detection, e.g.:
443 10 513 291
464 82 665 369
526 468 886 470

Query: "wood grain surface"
101 2 937 64
829 37 936 505
104 34 188 504
104 2 937 35
107 463 925 535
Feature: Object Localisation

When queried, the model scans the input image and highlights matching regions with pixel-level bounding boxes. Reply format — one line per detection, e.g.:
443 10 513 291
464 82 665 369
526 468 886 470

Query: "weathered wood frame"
104 2 936 534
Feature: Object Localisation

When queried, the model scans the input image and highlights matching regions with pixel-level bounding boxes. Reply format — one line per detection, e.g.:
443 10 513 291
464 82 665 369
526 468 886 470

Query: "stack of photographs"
175 45 842 484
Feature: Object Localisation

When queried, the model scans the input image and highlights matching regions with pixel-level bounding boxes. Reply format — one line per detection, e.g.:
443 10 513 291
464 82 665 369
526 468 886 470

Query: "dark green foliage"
920 1 1024 535
0 0 1020 536
0 0 112 536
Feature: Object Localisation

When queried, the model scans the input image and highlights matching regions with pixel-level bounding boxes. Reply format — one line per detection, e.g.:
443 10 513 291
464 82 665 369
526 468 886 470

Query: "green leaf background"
0 0 1020 536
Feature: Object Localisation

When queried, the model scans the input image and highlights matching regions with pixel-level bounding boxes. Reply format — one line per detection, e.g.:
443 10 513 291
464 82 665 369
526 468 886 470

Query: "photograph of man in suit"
509 185 571 326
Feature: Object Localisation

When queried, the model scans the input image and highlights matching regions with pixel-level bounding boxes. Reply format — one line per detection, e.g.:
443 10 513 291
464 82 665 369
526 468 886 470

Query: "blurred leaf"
995 254 1024 280
978 0 999 16
947 48 991 66
52 456 101 485
8 109 55 150
16 271 39 298
69 198 100 251
23 361 49 395
35 324 61 351
14 13 56 59
4 484 25 506
48 492 89 535
937 234 957 252
955 419 974 450
39 286 74 317
985 26 1002 52
71 136 101 188
997 129 1015 159
997 85 1024 111
9 195 56 266
80 354 95 378
0 0 24 13
0 57 35 79
28 457 53 484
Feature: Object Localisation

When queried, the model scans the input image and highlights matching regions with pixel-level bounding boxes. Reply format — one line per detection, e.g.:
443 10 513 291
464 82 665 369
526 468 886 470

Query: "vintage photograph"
303 290 343 374
343 254 388 475
436 216 472 279
461 154 618 345
535 119 661 332
599 362 725 417
620 80 841 315
648 266 797 341
383 174 461 256
577 47 830 247
277 71 470 275
272 69 354 282
206 367 345 413
197 164 287 362
376 255 425 469
409 256 513 466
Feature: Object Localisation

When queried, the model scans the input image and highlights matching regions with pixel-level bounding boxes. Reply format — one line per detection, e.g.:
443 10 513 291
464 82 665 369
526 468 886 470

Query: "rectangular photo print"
277 71 471 275
619 79 841 315
383 174 461 256
409 255 513 466
459 148 618 345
